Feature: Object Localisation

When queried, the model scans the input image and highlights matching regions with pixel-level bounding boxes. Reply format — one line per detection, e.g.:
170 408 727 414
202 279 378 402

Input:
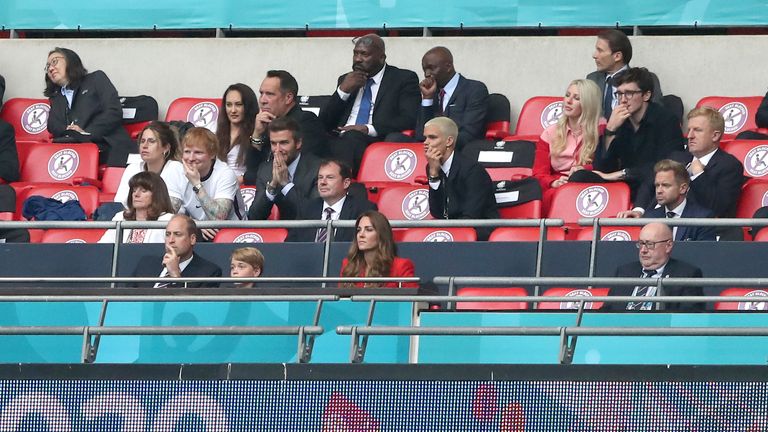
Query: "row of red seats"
455 287 768 311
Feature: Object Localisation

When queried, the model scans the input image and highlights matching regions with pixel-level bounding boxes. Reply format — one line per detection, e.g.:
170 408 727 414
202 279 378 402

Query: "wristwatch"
250 136 264 149
605 128 617 136
266 182 278 195
192 183 203 194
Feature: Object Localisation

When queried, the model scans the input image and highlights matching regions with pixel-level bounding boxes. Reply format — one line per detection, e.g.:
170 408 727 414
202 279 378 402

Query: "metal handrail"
432 276 768 287
0 276 420 285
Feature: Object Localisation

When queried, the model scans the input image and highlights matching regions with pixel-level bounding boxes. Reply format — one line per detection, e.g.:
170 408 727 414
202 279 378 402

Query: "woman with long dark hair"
44 47 135 166
340 210 417 288
99 171 175 244
216 83 258 183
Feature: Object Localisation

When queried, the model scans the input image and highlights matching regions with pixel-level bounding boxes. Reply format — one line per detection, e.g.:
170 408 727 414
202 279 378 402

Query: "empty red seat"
394 227 477 242
721 140 768 181
41 228 106 243
357 142 428 202
576 226 642 241
537 287 611 310
98 166 126 203
0 98 51 142
13 142 100 186
695 96 764 140
715 288 768 311
122 121 150 140
736 181 768 219
164 97 220 132
488 226 566 241
547 182 630 226
507 96 562 140
497 200 542 219
213 228 288 243
376 185 433 221
16 185 100 220
456 287 529 310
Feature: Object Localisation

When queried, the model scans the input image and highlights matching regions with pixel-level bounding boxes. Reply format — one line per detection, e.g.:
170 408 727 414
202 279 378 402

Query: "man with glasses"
606 222 703 311
592 67 684 200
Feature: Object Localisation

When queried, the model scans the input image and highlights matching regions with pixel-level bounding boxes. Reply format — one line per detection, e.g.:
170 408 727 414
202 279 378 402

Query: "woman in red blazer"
340 210 417 288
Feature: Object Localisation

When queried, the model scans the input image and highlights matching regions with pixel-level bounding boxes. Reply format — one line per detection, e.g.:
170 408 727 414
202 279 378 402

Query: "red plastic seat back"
394 227 477 243
715 288 768 311
17 143 100 184
512 96 562 138
123 121 150 139
0 98 51 142
164 97 220 132
488 226 566 241
498 200 542 219
213 228 288 243
358 142 428 185
16 185 100 220
735 181 768 219
239 185 279 220
376 185 433 221
41 228 106 243
547 182 631 225
576 226 642 241
537 287 610 310
695 96 764 140
721 140 768 180
456 287 529 310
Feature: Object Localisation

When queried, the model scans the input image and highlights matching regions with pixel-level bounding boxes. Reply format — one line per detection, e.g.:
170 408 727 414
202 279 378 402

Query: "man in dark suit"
736 90 768 140
607 222 703 312
280 159 377 242
619 159 715 241
0 119 28 242
244 70 328 183
131 215 222 288
320 34 420 174
425 117 499 241
586 29 663 118
412 46 488 150
247 117 321 220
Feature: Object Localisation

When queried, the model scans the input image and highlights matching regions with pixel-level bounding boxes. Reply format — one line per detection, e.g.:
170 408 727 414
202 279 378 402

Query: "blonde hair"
550 79 602 165
230 247 265 273
688 106 725 136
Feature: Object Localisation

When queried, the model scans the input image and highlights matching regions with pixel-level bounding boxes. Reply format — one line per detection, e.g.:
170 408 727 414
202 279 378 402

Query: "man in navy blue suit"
619 159 716 241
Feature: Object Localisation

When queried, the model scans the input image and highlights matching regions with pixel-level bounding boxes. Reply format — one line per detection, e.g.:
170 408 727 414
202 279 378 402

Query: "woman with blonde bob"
340 210 417 288
533 79 605 211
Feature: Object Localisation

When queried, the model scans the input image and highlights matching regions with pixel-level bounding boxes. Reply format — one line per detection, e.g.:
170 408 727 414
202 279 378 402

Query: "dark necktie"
603 75 615 118
666 211 676 219
315 207 335 243
627 269 657 310
354 78 374 125
437 88 446 115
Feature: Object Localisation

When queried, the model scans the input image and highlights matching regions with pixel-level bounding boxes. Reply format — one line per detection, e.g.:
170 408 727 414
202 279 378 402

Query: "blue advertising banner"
1 1 767 30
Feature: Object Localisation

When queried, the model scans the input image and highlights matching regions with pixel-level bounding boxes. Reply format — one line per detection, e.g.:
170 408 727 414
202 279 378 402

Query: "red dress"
340 256 418 288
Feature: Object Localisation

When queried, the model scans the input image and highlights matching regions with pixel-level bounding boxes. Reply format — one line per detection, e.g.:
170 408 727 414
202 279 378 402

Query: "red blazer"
340 256 417 288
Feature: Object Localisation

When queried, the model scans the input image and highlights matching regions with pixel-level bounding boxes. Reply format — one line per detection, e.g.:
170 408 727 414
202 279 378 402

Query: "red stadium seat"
164 97 220 132
715 288 768 311
0 98 51 142
375 185 433 221
575 226 642 241
12 142 100 186
484 93 511 139
357 142 428 202
239 185 279 220
721 140 768 181
547 182 631 228
753 229 768 242
41 228 106 243
537 287 611 310
213 228 288 243
695 96 764 140
488 226 566 241
394 227 477 242
122 121 150 139
497 200 542 219
15 185 100 220
508 96 562 140
456 287 529 310
99 166 126 203
735 181 768 219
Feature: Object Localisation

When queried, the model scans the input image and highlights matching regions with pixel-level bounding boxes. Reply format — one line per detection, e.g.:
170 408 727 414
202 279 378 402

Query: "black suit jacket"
607 258 704 311
643 199 716 241
246 152 322 220
47 70 136 166
131 253 222 288
428 152 499 240
320 64 420 137
283 194 377 242
0 120 19 183
415 75 489 149
0 74 5 108
635 149 744 218
243 104 329 183
757 90 768 129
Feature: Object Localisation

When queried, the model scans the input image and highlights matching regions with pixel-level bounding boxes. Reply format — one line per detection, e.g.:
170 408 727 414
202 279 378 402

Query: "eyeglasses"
44 56 65 72
614 90 644 100
635 239 672 250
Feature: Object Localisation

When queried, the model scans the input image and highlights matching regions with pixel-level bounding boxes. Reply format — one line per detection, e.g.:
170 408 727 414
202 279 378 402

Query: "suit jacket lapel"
444 76 465 116
372 65 390 114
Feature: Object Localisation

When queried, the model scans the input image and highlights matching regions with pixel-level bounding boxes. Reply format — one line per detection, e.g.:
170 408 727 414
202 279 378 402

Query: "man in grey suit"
247 116 321 220
587 29 663 118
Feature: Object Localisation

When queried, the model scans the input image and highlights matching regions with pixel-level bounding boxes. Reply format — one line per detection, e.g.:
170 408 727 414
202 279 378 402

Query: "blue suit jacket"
643 199 716 241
